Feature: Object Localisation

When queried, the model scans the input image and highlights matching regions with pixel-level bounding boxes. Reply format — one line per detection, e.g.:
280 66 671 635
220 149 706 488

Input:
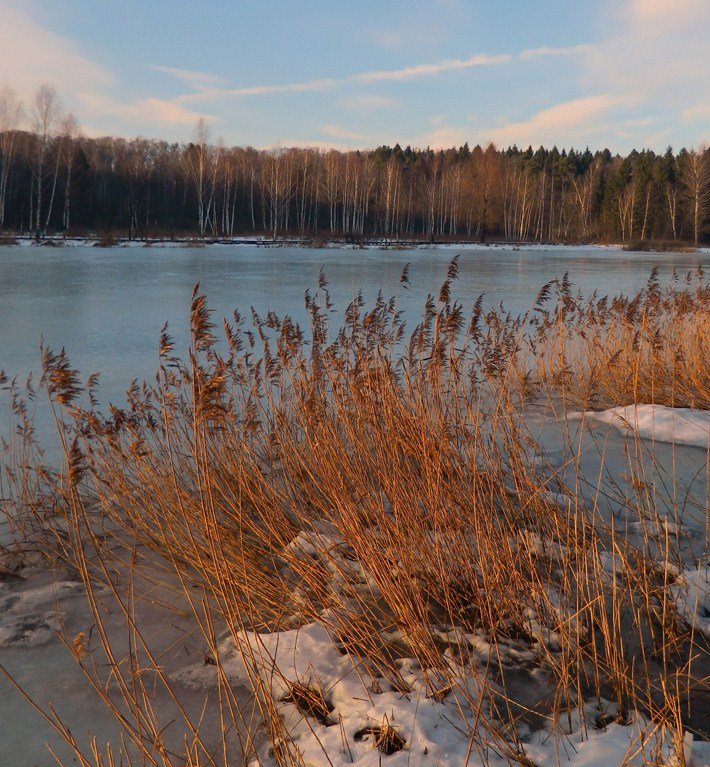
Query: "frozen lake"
2 241 710 766
2 241 709 410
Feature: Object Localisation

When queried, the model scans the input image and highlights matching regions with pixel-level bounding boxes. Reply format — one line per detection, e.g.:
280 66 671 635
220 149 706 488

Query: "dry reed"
1 261 709 765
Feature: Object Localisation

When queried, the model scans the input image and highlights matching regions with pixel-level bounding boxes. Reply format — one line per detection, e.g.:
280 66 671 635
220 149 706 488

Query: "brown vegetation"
1 263 710 765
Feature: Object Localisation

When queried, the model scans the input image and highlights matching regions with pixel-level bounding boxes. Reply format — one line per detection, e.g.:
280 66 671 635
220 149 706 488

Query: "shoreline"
1 232 699 253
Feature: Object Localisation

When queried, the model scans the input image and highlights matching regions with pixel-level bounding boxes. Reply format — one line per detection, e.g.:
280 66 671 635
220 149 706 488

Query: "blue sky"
2 0 708 153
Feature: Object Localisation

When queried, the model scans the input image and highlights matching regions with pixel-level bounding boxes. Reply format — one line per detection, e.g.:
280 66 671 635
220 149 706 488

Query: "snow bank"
570 404 710 448
171 620 674 767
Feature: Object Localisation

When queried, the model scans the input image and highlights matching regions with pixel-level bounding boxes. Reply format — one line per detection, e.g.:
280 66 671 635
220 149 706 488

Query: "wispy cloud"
265 137 353 152
175 52 508 107
519 44 592 61
152 66 227 86
367 1 466 52
584 0 710 108
408 126 474 149
682 103 710 123
224 79 338 97
81 92 215 128
356 53 510 82
369 29 434 50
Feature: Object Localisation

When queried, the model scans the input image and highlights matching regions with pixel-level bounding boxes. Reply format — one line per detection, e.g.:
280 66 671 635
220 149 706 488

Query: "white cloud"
488 95 619 148
628 0 707 28
265 138 352 152
474 4 710 155
0 1 114 106
206 51 510 101
186 53 508 108
584 0 710 113
369 30 425 50
367 2 466 51
683 103 710 123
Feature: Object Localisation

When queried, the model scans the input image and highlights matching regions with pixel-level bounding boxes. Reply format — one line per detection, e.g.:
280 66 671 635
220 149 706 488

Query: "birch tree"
59 114 80 232
678 146 709 246
31 84 60 234
381 154 402 240
186 117 212 237
264 149 295 238
322 150 341 234
570 154 599 240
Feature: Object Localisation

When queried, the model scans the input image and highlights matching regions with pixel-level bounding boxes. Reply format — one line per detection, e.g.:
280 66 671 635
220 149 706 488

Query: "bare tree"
293 148 316 234
186 117 213 237
467 144 499 242
263 149 295 238
322 150 341 235
60 114 80 232
31 84 61 234
679 146 709 246
44 111 78 231
0 86 23 229
219 147 240 236
571 158 600 240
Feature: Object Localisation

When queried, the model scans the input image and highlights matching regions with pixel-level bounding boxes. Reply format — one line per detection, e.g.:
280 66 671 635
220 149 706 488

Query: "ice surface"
0 557 257 766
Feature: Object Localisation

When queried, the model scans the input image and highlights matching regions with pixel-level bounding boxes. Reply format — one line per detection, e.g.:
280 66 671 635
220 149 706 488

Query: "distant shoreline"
1 233 704 254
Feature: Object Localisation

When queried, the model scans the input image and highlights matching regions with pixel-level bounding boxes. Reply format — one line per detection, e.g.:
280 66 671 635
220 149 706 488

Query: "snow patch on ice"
670 566 710 638
570 404 710 448
0 579 82 647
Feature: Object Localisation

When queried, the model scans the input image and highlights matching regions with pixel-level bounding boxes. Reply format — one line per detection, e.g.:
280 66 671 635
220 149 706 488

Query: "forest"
1 86 708 245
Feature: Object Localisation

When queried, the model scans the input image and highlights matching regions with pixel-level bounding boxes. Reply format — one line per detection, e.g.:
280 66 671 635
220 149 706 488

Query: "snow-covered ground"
1 403 709 766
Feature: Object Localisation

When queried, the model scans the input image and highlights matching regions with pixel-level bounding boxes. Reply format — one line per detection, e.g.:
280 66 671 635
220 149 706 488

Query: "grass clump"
354 715 406 755
1 260 710 765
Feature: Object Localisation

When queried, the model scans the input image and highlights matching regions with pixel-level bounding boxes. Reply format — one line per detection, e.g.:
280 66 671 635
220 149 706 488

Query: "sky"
1 0 709 155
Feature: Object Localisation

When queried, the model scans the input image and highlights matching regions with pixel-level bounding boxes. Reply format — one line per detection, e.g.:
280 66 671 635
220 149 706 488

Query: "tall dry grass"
1 260 709 765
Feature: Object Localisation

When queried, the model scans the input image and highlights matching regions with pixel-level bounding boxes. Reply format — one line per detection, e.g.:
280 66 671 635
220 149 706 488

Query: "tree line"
1 85 709 244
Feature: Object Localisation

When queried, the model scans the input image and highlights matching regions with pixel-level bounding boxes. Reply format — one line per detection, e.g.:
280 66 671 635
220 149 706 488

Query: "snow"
570 404 710 448
0 577 80 648
170 620 673 767
670 566 710 638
